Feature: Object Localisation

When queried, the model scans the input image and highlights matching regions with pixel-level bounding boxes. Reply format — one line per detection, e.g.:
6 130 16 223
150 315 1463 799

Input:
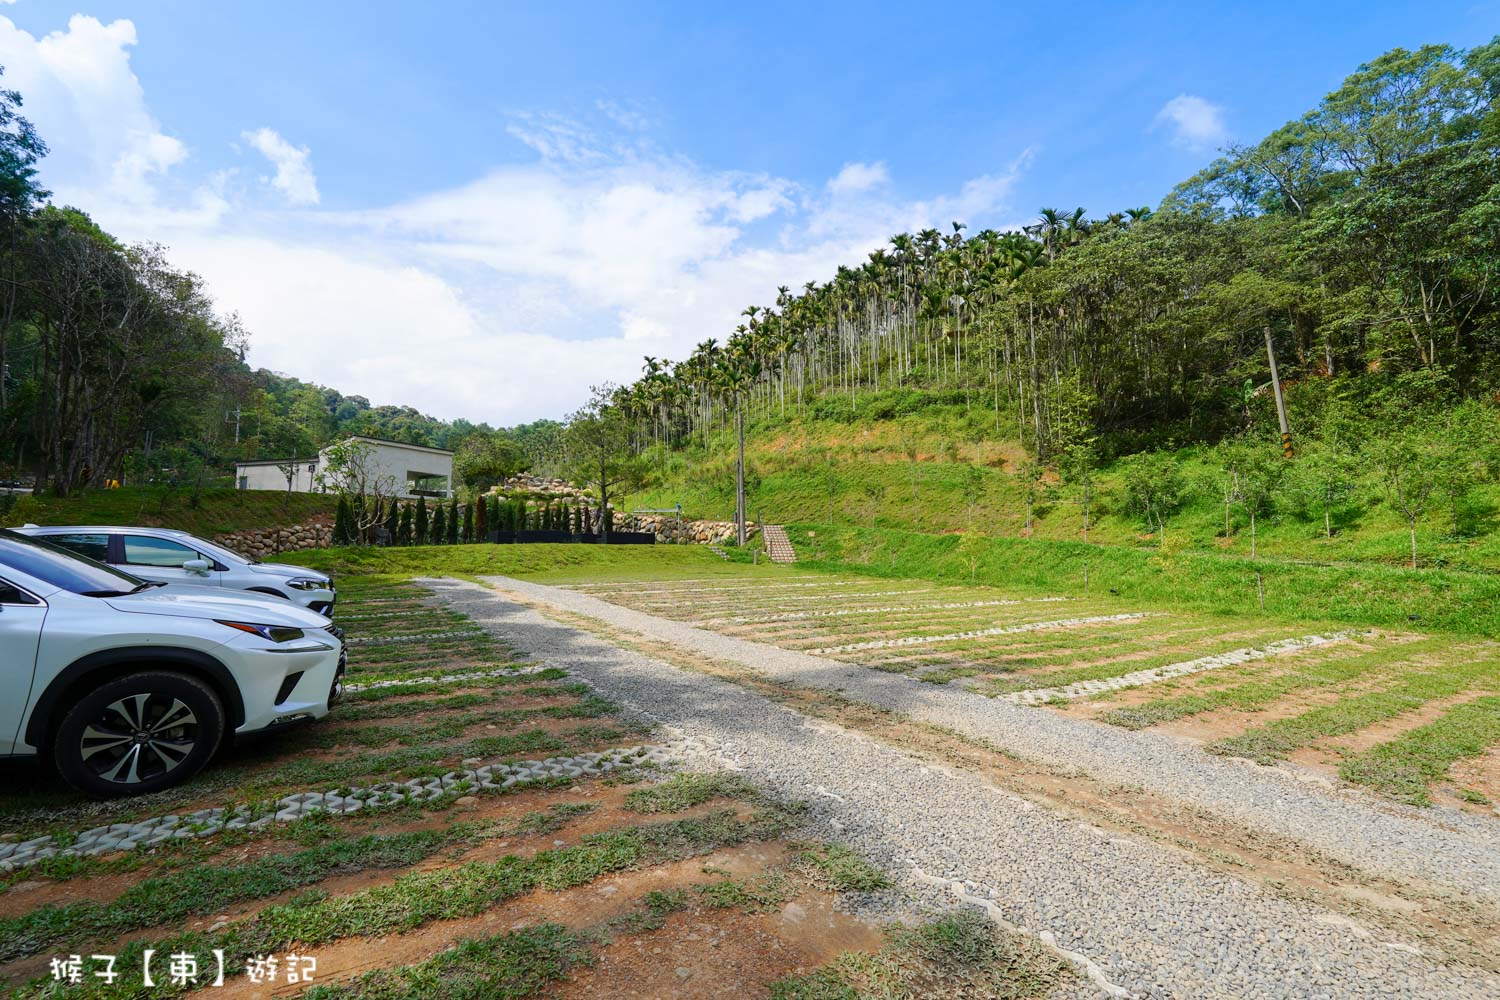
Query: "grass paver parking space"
1341 697 1500 805
562 563 1500 812
0 557 922 1000
1206 650 1500 765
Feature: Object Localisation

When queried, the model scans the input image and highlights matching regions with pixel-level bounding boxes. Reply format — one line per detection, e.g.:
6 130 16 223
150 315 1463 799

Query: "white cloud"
0 14 189 208
1153 94 1228 153
827 161 889 196
0 11 1033 425
242 127 320 205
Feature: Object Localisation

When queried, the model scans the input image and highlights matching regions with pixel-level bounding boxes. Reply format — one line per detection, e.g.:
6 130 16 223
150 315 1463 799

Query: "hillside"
629 390 1500 575
0 487 337 537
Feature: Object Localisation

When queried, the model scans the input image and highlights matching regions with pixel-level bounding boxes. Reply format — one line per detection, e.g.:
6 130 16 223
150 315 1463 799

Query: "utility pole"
1264 325 1293 459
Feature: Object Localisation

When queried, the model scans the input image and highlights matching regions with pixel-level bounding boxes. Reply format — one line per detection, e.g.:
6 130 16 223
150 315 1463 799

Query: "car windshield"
0 528 148 596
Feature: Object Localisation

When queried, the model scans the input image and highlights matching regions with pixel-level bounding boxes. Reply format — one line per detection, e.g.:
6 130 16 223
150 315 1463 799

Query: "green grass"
1 485 336 535
0 828 456 962
797 523 1500 639
302 923 591 1000
695 869 795 911
769 908 1068 1000
1339 696 1500 805
623 773 758 814
289 542 797 584
1097 638 1438 729
16 807 797 999
788 843 891 893
1207 654 1500 764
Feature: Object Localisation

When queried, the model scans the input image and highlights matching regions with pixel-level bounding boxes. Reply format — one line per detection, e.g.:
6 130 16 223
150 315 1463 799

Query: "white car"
16 525 337 617
0 529 344 796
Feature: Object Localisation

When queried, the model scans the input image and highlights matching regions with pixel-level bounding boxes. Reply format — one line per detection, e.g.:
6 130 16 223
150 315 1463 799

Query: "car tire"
52 671 225 798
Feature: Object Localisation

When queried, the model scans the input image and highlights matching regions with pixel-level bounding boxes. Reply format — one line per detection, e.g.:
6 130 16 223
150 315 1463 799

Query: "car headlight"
217 620 307 643
285 577 327 591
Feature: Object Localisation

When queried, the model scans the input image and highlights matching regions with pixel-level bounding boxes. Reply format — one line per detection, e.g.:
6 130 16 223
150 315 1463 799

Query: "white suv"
16 525 337 616
0 529 344 796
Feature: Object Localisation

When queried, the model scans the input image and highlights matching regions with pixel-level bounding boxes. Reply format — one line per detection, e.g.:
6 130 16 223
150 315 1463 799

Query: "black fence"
487 530 656 545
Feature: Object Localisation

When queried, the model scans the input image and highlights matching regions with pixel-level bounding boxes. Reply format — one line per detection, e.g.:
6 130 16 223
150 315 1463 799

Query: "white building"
235 436 454 499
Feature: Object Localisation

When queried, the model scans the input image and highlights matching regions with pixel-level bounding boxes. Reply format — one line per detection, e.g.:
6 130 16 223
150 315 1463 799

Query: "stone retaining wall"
619 513 757 546
215 519 333 559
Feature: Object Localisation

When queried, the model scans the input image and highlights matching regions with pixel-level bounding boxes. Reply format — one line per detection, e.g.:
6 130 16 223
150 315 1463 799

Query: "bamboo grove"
606 42 1500 464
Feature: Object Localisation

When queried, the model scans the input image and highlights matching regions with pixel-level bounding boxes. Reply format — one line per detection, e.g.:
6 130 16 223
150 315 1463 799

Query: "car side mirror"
183 559 212 575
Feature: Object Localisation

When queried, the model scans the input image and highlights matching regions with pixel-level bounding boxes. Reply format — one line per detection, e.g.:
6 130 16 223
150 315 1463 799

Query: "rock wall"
618 513 757 546
216 519 333 560
496 474 591 501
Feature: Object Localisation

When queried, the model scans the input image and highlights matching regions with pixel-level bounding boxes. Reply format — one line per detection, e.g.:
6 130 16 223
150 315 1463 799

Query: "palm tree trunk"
735 401 746 545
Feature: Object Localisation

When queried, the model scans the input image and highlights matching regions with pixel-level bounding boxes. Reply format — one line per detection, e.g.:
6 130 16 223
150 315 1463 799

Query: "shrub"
333 495 354 546
448 499 459 544
431 503 446 545
383 500 399 542
415 497 429 545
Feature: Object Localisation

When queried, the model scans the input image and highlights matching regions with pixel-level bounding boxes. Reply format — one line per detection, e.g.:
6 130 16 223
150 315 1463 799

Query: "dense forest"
0 73 555 497
605 42 1500 468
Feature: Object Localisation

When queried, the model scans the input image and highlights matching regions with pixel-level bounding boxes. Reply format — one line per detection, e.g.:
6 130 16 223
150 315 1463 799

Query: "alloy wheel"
78 692 200 786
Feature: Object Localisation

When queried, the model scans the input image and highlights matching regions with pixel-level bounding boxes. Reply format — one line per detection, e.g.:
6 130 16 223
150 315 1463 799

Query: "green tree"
415 497 429 545
564 384 649 542
453 432 530 493
431 502 446 545
383 500 399 544
1121 453 1187 541
333 494 354 546
1017 460 1043 536
1375 436 1443 569
448 499 460 544
1293 437 1360 538
1059 444 1097 543
463 500 475 543
398 503 413 546
961 464 985 529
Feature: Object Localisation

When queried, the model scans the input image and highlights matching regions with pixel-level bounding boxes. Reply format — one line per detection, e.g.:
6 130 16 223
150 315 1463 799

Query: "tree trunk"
1409 521 1417 570
735 402 746 545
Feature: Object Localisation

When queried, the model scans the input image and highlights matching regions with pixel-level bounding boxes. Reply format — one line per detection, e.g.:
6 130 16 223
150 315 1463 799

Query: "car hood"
250 562 329 583
104 584 332 627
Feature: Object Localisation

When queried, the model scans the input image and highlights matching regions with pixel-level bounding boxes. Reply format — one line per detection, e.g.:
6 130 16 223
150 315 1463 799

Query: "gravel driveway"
424 577 1500 1000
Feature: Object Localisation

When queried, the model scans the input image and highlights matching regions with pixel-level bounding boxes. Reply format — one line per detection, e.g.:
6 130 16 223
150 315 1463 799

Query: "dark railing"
486 530 656 545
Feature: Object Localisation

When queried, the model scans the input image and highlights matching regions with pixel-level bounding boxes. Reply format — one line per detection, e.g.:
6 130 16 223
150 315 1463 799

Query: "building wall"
350 441 453 498
236 462 317 492
235 440 453 498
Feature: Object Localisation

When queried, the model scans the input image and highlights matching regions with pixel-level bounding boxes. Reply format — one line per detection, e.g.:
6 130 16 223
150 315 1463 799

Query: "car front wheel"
53 671 225 797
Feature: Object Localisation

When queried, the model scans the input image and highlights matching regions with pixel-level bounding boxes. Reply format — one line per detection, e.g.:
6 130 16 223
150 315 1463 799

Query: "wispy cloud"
242 127 319 205
1153 94 1228 153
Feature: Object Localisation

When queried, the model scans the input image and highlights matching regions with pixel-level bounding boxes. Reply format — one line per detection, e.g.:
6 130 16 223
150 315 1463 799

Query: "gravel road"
425 577 1500 1000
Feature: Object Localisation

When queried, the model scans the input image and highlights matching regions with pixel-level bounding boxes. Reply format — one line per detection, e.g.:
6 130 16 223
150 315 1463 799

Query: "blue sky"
1 1 1496 423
